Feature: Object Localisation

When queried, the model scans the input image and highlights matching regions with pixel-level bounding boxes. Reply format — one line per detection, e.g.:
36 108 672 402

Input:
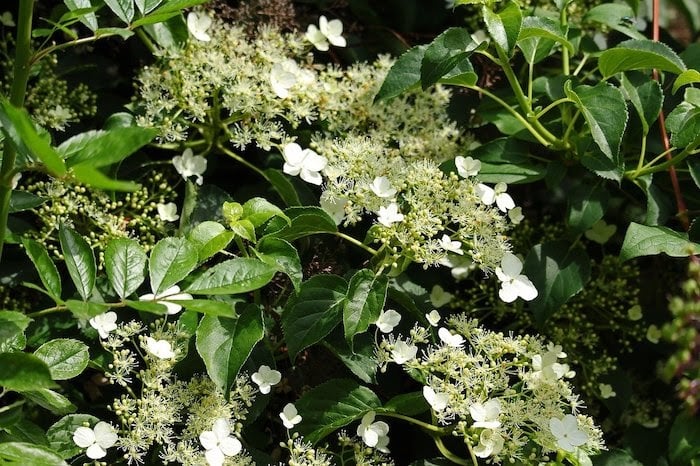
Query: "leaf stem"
432 436 471 466
535 98 573 119
380 411 450 434
333 231 377 256
216 143 271 182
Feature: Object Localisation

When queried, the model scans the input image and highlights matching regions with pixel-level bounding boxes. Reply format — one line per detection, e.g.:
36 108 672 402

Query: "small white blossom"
200 418 242 466
73 421 118 460
10 172 21 190
438 327 464 348
531 348 570 382
139 285 193 315
508 206 524 224
455 155 481 178
305 15 346 51
187 12 212 42
357 412 390 453
251 365 282 394
376 203 404 227
599 383 616 399
473 428 504 458
144 336 175 359
320 193 348 225
628 305 643 321
280 403 302 429
369 176 397 198
425 309 441 327
647 324 661 344
0 12 15 27
269 59 313 98
391 340 418 364
549 414 588 452
423 386 448 411
439 254 474 280
477 182 515 212
157 202 179 222
282 143 327 185
469 399 501 429
585 219 617 244
172 148 207 185
439 234 463 255
430 284 453 307
495 253 538 303
375 309 401 333
89 312 118 339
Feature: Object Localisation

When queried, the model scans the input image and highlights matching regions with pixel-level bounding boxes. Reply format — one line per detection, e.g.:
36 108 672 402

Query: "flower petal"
73 427 96 448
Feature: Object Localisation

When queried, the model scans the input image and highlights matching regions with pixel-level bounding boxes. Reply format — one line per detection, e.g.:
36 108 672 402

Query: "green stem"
636 131 649 172
380 412 450 435
535 98 573 120
628 145 700 178
135 28 156 54
333 231 377 256
463 436 480 466
0 0 34 262
216 143 270 182
433 436 471 466
30 33 112 66
560 6 570 76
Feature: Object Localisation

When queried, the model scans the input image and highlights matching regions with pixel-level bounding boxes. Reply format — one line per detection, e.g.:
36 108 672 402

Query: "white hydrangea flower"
157 202 179 222
531 348 570 382
495 253 538 303
280 403 302 429
549 414 588 452
423 386 448 411
357 411 390 453
473 428 504 458
89 311 118 339
144 336 175 359
172 148 207 185
73 421 118 460
305 15 347 51
320 193 348 225
375 309 401 333
391 340 418 364
269 59 315 99
425 309 441 327
376 203 404 227
251 365 282 395
369 176 397 198
438 327 464 348
282 143 327 185
599 383 616 399
187 12 212 42
477 182 515 212
430 284 453 307
139 285 193 315
508 206 524 224
199 418 242 466
469 399 501 429
455 155 481 178
439 234 463 255
438 254 474 280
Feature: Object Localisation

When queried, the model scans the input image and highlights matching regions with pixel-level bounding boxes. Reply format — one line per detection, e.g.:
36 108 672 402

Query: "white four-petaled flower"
282 143 327 185
279 403 302 429
473 428 504 458
187 12 212 42
494 253 538 303
376 203 404 227
430 284 453 307
157 202 180 222
391 340 418 364
455 155 481 178
469 399 502 429
425 309 441 327
438 327 464 348
369 176 397 198
269 59 314 99
439 234 463 255
251 365 282 394
320 193 348 225
357 411 390 453
423 386 449 412
89 311 118 339
172 148 207 185
73 421 118 460
199 418 242 466
477 182 515 212
139 285 193 315
375 309 401 333
305 16 347 51
549 414 588 452
144 336 175 359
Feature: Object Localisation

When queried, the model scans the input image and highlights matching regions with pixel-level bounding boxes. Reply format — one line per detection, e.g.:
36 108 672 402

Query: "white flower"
357 412 390 452
438 327 464 348
270 59 303 99
599 383 616 399
375 309 401 333
172 148 207 185
282 143 327 185
139 285 193 315
438 255 474 280
320 193 348 225
430 284 453 307
187 12 212 42
585 219 617 244
376 203 404 227
305 15 347 51
391 340 418 364
439 234 463 255
144 336 175 359
494 253 538 303
423 386 448 411
251 365 282 394
279 403 302 429
89 312 118 339
477 182 515 212
10 172 21 189
508 206 524 224
469 399 501 429
369 177 397 198
425 309 441 327
627 305 643 321
473 428 504 458
73 421 118 460
549 414 588 452
157 202 179 222
199 418 242 466
531 349 570 382
455 156 481 178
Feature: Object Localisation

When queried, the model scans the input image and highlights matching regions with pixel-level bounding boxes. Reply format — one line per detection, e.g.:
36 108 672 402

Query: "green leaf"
10 191 46 213
467 137 546 184
58 127 157 168
186 258 276 295
0 353 56 391
58 225 95 301
33 339 89 380
523 241 591 325
176 299 237 317
599 39 686 78
343 269 388 346
592 449 643 466
517 35 555 65
135 0 163 14
105 238 147 299
149 237 198 295
670 411 700 466
673 69 700 94
146 0 207 15
187 221 234 262
65 300 110 321
583 4 646 40
518 16 573 53
140 13 188 49
620 222 699 260
670 107 700 148
420 28 474 90
23 238 61 300
255 237 302 292
64 0 98 30
374 45 425 102
380 392 430 417
264 168 301 207
196 305 264 393
565 81 628 164
262 207 337 242
295 379 381 444
482 0 522 55
1 419 49 446
323 332 377 384
223 202 256 242
242 197 289 228
103 0 135 23
281 275 347 361
0 442 68 466
621 72 663 134
123 299 169 314
0 100 66 177
23 389 76 415
70 164 140 192
567 181 609 232
0 311 31 353
94 27 135 39
47 414 99 459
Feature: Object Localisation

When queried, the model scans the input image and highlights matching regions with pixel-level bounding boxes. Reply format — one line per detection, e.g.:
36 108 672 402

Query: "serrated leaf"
64 0 98 30
518 35 555 65
0 311 31 353
374 45 425 102
23 238 61 300
343 269 388 346
47 414 99 459
105 238 147 299
482 0 522 55
669 411 700 465
135 0 163 14
104 0 135 23
187 221 234 262
2 419 49 446
0 353 56 391
518 16 573 53
567 181 609 232
58 127 156 168
242 197 289 228
670 107 700 148
196 305 264 393
281 275 347 361
621 72 663 134
620 222 699 260
185 258 276 295
673 69 700 94
65 300 110 321
295 379 381 444
255 237 302 292
599 39 686 78
323 331 377 384
34 339 89 380
262 206 337 242
420 28 474 90
71 165 139 192
58 225 95 301
23 389 76 415
583 4 646 40
149 237 198 295
0 442 68 466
